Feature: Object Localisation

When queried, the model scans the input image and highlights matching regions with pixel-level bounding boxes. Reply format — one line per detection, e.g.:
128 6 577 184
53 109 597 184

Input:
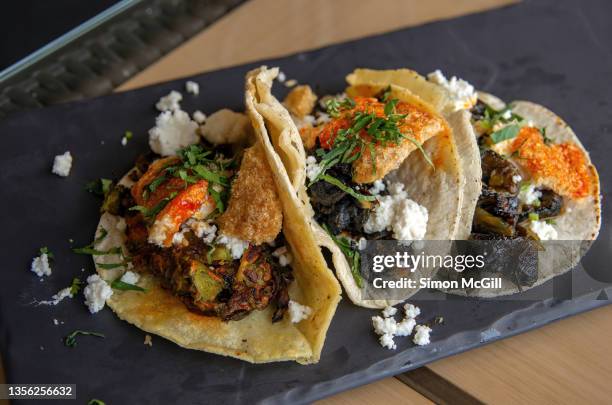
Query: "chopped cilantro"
39 246 54 260
85 178 113 197
111 278 146 292
69 277 82 296
64 330 105 347
323 225 363 288
320 174 376 202
490 124 521 144
529 212 540 222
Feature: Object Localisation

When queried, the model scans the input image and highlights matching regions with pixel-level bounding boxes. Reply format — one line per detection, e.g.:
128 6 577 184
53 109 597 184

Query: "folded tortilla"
93 120 341 364
245 66 468 308
448 92 602 297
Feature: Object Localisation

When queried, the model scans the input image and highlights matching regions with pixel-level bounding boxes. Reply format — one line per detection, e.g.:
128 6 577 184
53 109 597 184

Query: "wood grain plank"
316 376 434 405
119 0 518 91
428 304 612 404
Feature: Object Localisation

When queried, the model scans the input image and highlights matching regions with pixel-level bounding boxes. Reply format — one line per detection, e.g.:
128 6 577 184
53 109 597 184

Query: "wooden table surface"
4 1 610 404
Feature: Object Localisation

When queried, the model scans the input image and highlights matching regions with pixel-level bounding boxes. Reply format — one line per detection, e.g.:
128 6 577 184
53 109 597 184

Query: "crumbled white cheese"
31 253 52 277
155 90 182 111
305 156 323 182
217 234 249 259
364 182 428 241
392 199 429 241
372 315 398 336
379 333 397 350
144 334 153 346
404 303 421 319
288 300 312 323
149 110 199 156
284 79 298 88
172 231 186 246
121 136 128 146
530 220 558 241
427 69 477 111
277 71 286 83
52 151 73 177
53 319 59 325
185 80 199 96
272 246 293 267
413 325 432 346
192 110 207 124
512 174 523 184
83 274 113 314
395 317 416 337
148 215 174 247
201 109 251 145
187 219 217 244
315 111 331 125
39 287 72 306
501 109 512 120
369 180 386 195
120 271 140 285
382 306 398 318
358 237 367 250
519 183 542 205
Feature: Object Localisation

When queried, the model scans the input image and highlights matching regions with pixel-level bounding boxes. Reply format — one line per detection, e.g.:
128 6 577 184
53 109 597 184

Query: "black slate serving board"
1 0 611 403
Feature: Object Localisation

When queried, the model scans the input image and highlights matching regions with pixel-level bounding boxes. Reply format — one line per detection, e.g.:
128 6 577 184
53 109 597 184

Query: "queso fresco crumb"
52 151 73 177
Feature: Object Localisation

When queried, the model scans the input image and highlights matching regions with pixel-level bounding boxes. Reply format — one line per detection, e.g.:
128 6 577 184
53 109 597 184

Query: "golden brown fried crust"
218 144 283 244
352 103 446 183
283 85 317 118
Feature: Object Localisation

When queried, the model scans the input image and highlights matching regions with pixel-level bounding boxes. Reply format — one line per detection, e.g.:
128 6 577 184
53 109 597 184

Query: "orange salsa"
509 127 592 199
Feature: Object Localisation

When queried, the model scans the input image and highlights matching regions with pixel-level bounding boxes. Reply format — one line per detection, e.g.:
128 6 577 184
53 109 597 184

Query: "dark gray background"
0 0 610 403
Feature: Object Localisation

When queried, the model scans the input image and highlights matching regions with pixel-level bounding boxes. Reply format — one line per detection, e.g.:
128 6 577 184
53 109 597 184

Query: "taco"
91 101 341 363
446 90 601 296
245 66 470 308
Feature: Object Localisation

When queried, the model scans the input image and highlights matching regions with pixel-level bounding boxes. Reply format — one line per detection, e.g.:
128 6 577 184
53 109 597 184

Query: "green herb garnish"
64 330 105 347
88 399 106 405
69 277 82 296
124 130 133 140
325 97 355 118
111 278 146 292
490 124 521 144
39 246 54 260
129 192 178 219
529 212 540 222
85 178 113 197
311 96 432 186
320 174 376 202
323 225 363 288
476 103 524 133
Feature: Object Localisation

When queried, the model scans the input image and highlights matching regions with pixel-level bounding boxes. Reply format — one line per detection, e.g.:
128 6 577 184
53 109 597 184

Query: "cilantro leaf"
64 330 105 347
111 279 146 292
320 174 376 202
490 124 521 144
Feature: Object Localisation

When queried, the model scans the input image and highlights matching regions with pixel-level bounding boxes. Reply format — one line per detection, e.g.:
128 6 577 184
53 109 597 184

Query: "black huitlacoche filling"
468 145 564 288
308 162 383 237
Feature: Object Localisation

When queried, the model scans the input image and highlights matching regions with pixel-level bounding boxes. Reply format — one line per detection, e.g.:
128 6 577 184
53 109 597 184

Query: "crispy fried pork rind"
218 144 283 244
93 130 340 365
247 66 467 308
445 94 602 297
